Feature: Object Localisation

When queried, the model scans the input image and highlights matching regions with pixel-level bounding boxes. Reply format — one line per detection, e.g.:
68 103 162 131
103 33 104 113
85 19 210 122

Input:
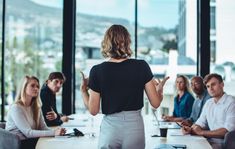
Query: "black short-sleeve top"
88 59 153 114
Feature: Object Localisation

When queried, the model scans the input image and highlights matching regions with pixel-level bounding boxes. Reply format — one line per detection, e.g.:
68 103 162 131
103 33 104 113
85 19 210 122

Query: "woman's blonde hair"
175 75 191 93
15 76 41 129
101 24 132 59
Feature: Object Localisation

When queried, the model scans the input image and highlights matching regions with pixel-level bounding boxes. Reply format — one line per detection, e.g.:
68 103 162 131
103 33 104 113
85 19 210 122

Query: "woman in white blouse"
6 76 66 149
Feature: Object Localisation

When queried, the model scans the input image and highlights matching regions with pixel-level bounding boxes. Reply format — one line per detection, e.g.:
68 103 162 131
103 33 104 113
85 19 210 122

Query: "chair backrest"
223 130 235 149
0 122 6 129
0 125 21 149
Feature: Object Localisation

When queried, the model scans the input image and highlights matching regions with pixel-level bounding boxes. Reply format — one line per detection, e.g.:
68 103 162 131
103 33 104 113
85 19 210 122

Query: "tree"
161 38 177 53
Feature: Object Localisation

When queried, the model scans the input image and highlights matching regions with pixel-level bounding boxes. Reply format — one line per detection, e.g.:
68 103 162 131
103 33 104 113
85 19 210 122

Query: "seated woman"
6 76 66 149
163 75 195 122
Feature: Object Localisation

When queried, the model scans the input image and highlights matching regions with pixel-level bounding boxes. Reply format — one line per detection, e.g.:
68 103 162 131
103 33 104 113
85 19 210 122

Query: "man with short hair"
41 72 69 126
181 76 211 126
182 73 235 149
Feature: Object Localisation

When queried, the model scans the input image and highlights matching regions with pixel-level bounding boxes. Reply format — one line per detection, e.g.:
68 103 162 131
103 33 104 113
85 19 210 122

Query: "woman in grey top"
6 76 66 149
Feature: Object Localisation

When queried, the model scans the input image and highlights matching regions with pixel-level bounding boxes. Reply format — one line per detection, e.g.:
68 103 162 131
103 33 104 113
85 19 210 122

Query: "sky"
30 0 179 29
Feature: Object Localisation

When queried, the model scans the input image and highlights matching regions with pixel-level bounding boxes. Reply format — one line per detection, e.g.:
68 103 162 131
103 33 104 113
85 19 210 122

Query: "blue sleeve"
172 97 177 117
188 100 197 122
186 94 195 118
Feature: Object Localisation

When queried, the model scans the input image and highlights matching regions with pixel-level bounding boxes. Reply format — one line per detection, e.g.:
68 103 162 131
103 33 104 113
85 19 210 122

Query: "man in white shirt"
182 73 235 149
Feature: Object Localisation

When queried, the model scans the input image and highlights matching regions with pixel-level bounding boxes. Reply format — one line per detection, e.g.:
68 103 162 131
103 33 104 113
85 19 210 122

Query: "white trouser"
98 110 145 149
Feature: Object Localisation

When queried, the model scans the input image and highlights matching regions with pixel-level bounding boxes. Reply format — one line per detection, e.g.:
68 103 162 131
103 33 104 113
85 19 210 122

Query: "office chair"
223 130 235 149
0 121 6 129
0 122 21 149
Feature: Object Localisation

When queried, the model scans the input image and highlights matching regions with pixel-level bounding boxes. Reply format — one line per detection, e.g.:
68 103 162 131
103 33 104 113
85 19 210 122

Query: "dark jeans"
21 138 39 149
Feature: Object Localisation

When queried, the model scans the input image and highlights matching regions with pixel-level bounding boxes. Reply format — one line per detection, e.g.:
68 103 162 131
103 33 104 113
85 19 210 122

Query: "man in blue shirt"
181 76 211 126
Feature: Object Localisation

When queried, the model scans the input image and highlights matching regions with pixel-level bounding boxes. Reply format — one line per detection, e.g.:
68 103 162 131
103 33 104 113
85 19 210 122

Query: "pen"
176 122 182 127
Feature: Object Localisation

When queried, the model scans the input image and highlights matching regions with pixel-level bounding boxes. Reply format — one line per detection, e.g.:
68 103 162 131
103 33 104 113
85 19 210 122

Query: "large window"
75 0 197 116
1 0 225 119
210 0 235 96
138 0 197 116
0 0 3 120
75 0 134 112
4 0 63 114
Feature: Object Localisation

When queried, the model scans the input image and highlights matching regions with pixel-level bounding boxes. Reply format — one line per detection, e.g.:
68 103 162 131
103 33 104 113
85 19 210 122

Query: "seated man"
41 72 69 126
182 73 235 149
181 76 211 126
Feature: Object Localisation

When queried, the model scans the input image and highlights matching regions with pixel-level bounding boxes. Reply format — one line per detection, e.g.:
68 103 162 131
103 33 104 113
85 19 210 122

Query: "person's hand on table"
191 125 204 136
181 119 193 127
61 115 69 122
162 115 174 121
182 126 192 135
55 127 66 136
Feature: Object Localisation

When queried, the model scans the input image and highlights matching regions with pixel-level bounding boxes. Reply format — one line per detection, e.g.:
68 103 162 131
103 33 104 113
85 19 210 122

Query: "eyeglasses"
191 82 200 86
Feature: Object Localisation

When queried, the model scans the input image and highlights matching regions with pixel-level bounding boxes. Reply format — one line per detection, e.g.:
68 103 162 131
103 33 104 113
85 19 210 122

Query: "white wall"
216 0 235 64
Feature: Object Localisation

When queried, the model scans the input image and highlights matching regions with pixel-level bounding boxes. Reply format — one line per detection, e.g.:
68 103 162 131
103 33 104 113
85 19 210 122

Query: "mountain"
6 0 62 18
1 0 176 51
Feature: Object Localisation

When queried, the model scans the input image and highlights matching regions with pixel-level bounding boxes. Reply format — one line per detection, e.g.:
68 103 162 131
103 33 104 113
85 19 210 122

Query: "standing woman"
81 24 169 149
6 76 66 149
163 75 195 122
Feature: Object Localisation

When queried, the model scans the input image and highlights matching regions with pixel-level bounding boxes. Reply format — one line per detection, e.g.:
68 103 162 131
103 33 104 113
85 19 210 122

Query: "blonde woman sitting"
6 76 66 149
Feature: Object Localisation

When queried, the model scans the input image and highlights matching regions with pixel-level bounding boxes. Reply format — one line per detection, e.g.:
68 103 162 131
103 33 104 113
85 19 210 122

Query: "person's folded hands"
181 119 193 127
182 126 192 135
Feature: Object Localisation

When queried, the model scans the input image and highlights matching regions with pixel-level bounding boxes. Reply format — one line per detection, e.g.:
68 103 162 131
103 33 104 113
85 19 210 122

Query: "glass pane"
138 0 197 116
76 0 134 113
5 0 63 113
210 0 235 96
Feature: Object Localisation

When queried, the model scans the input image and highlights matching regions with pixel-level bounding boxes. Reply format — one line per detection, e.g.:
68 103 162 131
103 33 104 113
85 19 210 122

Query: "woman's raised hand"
80 71 89 92
153 76 170 94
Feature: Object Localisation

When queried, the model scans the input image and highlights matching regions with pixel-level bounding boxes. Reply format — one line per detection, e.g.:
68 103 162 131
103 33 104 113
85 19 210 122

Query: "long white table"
145 116 212 149
36 114 101 149
145 126 212 149
36 114 212 149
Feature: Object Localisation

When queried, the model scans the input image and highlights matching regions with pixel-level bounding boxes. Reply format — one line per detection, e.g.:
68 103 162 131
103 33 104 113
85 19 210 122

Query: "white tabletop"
36 114 212 149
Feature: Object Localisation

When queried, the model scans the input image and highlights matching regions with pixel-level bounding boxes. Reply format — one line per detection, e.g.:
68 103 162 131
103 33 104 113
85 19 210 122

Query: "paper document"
170 131 185 136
